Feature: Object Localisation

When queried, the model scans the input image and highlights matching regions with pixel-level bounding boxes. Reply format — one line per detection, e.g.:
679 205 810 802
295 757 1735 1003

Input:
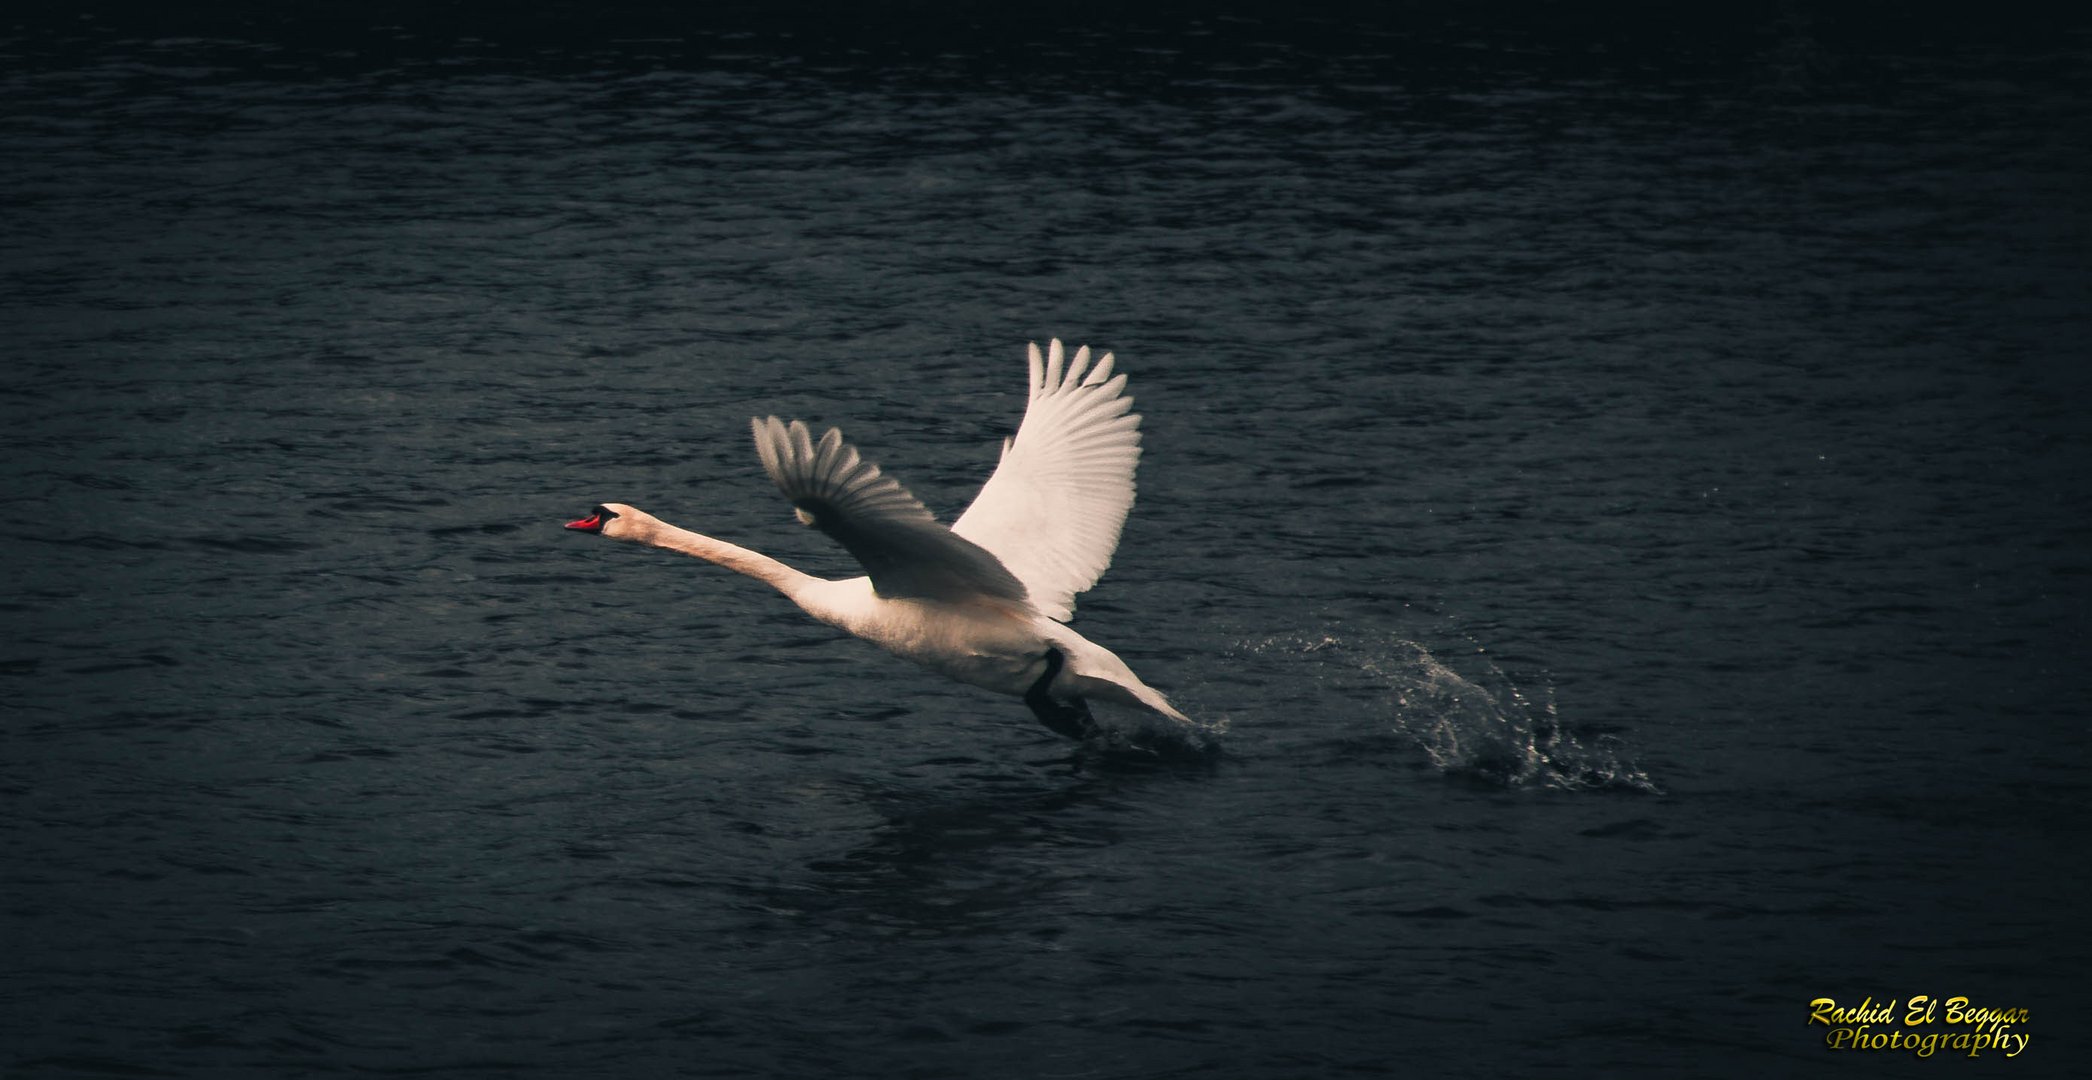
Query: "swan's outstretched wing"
951 340 1142 622
751 416 1032 607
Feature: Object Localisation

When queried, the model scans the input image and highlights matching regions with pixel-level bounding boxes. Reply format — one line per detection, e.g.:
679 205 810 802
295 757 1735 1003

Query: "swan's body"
566 340 1187 736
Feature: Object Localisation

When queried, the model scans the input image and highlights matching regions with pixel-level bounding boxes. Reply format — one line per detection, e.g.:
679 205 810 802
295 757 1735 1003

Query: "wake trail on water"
1237 632 1661 793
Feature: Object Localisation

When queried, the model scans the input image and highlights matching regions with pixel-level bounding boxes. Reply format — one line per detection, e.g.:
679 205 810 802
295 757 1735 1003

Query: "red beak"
565 513 602 531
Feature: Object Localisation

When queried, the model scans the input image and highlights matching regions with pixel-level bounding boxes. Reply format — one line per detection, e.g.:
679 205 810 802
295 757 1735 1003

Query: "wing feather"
951 340 1145 622
750 416 1031 606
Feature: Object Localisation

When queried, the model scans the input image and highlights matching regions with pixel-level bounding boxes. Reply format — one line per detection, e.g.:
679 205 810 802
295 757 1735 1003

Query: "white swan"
564 339 1188 738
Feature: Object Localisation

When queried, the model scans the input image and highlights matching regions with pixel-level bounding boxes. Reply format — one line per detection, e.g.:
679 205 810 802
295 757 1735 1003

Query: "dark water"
5 7 2088 1077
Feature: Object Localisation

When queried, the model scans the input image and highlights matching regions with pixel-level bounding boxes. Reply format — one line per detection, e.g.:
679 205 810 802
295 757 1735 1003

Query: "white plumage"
953 340 1142 622
567 339 1187 737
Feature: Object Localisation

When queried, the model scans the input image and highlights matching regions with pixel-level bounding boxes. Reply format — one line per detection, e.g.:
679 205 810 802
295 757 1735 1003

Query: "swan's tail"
1111 679 1192 724
1043 623 1191 724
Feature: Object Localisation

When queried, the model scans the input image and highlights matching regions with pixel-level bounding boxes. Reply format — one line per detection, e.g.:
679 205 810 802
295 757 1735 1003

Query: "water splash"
1085 699 1230 762
1248 633 1660 793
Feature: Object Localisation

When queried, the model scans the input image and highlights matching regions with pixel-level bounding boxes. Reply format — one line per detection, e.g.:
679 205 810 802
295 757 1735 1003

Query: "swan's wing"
751 416 1032 607
950 340 1142 622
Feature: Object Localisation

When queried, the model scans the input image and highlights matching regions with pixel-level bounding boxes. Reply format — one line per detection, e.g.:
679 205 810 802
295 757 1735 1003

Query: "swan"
564 339 1188 738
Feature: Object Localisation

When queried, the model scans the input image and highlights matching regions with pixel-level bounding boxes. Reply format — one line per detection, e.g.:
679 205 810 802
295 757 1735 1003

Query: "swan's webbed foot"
1025 648 1097 740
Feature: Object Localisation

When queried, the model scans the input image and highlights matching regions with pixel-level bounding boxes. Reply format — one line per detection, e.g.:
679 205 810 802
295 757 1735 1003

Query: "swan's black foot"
1025 648 1097 740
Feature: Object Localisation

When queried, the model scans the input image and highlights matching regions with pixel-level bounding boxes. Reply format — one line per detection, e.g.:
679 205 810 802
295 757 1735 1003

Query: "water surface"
3 7 2087 1077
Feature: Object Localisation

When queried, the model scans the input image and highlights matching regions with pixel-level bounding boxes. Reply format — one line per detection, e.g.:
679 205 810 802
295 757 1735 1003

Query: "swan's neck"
628 516 817 598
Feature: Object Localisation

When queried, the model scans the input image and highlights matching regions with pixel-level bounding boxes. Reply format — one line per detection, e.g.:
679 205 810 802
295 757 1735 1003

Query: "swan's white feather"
750 416 1032 607
951 340 1142 622
586 342 1192 731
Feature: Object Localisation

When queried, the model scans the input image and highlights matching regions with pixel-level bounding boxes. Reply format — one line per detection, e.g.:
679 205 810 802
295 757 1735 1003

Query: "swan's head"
564 502 646 540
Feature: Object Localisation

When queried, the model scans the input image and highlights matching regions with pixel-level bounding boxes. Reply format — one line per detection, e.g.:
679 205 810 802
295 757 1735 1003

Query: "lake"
3 5 2085 1077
